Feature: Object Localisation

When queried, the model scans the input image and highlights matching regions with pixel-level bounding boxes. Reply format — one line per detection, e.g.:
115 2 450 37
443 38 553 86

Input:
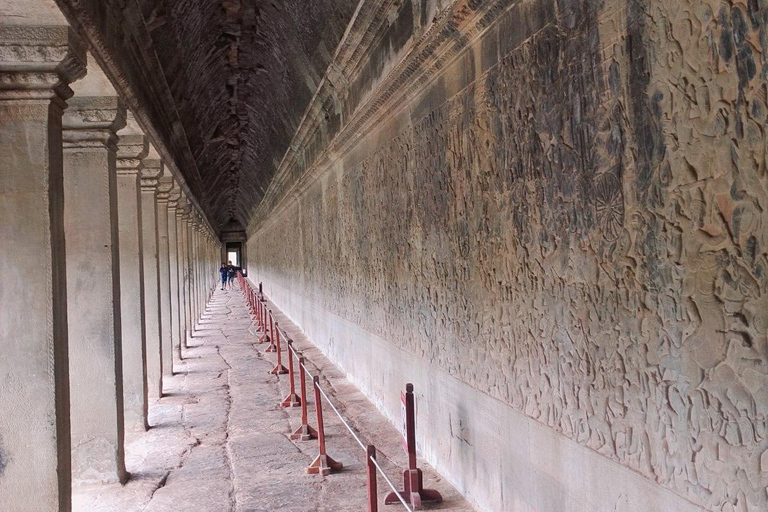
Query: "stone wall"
248 1 768 511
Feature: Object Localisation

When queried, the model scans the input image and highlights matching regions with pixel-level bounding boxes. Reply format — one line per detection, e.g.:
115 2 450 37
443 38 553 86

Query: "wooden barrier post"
281 341 301 407
266 312 277 352
367 445 378 512
291 357 317 441
384 383 442 508
270 322 288 375
306 376 343 475
257 302 269 343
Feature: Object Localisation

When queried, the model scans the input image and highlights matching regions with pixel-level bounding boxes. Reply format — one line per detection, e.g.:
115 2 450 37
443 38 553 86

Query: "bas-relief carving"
256 1 768 510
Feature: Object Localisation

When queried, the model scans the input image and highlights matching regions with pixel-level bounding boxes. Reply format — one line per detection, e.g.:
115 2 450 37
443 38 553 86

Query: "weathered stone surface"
167 187 183 364
117 113 150 432
0 12 85 511
72 288 471 512
64 54 128 485
141 150 165 399
157 175 174 378
247 1 768 512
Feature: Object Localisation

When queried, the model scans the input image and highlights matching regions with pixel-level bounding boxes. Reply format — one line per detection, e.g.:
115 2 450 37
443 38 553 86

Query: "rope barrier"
236 274 433 511
316 384 366 452
370 455 414 512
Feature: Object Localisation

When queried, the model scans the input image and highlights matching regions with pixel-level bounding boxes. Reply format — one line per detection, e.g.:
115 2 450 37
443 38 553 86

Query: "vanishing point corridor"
73 288 471 512
2 1 766 511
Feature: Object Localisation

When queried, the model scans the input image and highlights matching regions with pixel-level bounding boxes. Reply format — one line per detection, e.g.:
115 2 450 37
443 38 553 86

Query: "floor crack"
217 342 237 512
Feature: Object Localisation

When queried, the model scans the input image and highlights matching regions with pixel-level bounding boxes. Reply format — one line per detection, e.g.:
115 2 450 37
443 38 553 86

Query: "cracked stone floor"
73 287 475 512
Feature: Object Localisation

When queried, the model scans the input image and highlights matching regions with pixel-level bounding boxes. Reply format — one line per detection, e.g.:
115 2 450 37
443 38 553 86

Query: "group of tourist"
219 261 239 290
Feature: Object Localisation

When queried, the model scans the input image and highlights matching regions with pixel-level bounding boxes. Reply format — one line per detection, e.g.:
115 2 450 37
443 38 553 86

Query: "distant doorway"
226 242 242 268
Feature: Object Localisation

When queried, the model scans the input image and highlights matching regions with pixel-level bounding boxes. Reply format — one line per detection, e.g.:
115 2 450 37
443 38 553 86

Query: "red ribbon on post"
281 341 301 407
306 376 343 475
385 383 442 509
291 357 317 441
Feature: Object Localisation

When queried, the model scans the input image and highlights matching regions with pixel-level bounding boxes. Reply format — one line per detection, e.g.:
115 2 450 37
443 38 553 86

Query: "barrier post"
291 357 318 441
367 445 378 512
306 376 343 475
384 383 442 508
266 312 277 352
281 341 301 407
270 322 288 375
257 302 269 343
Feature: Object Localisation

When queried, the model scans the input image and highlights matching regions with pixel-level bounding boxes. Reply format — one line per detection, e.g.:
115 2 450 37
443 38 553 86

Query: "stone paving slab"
73 288 474 512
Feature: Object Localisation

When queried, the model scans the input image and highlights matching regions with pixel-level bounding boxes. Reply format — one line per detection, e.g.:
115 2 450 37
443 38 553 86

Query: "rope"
316 385 366 451
369 455 413 512
256 286 416 512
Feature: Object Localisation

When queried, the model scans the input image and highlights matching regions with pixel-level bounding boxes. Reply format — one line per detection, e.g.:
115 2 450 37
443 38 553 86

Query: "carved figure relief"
254 1 768 510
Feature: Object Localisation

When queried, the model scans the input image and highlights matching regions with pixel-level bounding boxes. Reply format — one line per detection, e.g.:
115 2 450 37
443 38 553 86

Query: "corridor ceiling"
57 0 360 232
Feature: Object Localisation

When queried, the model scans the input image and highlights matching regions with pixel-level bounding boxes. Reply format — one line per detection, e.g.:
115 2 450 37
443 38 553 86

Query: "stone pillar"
188 219 198 328
0 23 85 511
63 55 128 484
176 197 189 348
182 209 194 340
116 112 150 431
192 221 201 321
167 187 182 363
140 151 163 398
156 177 173 378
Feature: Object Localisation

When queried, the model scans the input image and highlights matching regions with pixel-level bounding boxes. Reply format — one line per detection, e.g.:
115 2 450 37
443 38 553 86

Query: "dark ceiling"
61 0 360 231
140 0 359 229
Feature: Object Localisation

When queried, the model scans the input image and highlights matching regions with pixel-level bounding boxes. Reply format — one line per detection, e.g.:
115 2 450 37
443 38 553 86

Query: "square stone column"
63 55 128 484
156 176 174 377
0 23 85 512
167 188 182 363
140 150 164 399
116 113 150 431
176 197 190 348
191 220 200 324
181 208 194 343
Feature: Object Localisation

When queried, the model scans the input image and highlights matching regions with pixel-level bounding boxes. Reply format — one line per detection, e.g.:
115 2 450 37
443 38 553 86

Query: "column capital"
167 184 182 210
157 176 174 203
175 195 189 219
0 25 86 103
63 53 126 149
63 96 126 148
140 166 162 192
180 201 193 221
116 111 148 175
140 144 163 191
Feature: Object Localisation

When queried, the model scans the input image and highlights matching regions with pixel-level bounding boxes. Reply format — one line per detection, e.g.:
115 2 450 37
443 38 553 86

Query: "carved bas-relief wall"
249 1 768 511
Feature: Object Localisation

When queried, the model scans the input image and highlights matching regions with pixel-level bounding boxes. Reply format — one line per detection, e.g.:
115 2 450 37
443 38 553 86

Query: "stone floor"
73 287 474 512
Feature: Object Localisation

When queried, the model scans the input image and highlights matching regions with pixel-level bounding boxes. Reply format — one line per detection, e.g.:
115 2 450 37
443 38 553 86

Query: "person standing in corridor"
227 260 237 289
219 262 229 290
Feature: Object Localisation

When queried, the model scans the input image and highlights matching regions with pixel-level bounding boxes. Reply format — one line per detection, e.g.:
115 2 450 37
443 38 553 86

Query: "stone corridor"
72 288 472 512
3 1 767 511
